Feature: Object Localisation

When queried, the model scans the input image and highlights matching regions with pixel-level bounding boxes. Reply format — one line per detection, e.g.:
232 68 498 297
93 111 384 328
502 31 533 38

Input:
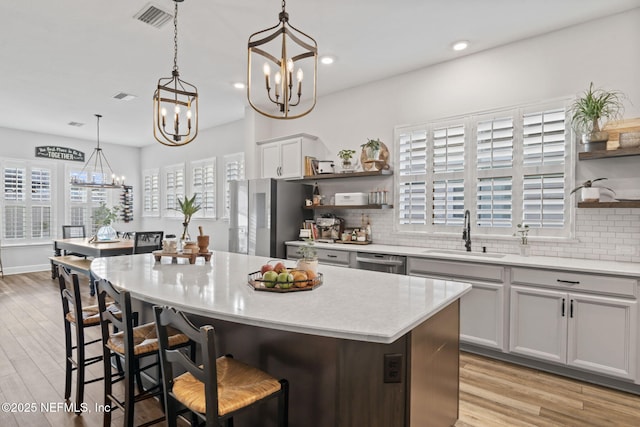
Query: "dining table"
51 237 134 279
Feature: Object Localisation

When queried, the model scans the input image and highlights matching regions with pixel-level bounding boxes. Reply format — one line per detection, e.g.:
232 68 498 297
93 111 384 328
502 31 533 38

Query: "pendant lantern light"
153 0 198 146
247 0 317 119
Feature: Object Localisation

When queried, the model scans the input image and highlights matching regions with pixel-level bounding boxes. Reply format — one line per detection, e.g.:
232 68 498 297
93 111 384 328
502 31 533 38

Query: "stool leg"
124 358 135 427
75 324 86 414
278 379 289 427
102 348 113 427
63 320 73 400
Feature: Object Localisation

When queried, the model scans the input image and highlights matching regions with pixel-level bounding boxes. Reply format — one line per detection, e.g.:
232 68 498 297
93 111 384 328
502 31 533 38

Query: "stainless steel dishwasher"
354 252 406 274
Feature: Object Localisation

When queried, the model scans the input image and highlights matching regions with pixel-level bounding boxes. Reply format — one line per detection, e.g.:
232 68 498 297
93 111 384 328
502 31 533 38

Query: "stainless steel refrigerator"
228 178 312 258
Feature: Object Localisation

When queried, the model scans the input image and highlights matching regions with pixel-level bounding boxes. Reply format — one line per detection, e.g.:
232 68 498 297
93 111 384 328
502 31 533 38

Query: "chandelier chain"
281 0 286 13
173 1 179 72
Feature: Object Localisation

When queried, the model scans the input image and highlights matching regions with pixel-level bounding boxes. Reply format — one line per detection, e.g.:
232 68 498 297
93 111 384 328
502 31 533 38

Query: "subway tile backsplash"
335 208 640 263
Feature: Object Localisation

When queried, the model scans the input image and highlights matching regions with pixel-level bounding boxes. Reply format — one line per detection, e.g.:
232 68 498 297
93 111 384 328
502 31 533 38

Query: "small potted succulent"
296 239 318 273
570 178 614 203
337 149 357 171
569 82 625 151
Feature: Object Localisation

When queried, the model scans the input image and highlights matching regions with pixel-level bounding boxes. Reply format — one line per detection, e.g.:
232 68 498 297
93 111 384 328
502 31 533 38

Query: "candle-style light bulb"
121 176 125 185
275 72 281 97
161 108 167 127
297 68 304 82
186 110 192 129
263 63 271 90
287 59 294 72
112 174 116 184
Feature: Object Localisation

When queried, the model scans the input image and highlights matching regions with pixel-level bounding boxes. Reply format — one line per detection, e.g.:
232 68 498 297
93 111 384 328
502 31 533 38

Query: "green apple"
262 270 278 288
277 272 293 289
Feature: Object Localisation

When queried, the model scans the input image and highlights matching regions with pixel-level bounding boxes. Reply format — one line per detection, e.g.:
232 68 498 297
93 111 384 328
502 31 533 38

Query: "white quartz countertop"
286 241 640 277
90 251 471 344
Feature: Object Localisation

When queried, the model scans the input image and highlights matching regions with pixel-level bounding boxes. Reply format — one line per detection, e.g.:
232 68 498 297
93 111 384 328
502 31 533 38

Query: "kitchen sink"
422 249 506 259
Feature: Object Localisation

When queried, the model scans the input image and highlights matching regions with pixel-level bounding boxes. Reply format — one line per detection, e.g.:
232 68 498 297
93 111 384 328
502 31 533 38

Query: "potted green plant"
569 82 625 151
337 149 356 171
570 178 614 203
174 194 202 242
361 138 382 160
296 239 318 273
93 202 120 241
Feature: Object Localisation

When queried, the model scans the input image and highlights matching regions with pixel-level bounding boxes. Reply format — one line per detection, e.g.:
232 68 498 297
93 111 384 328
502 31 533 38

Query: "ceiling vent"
68 121 85 127
113 92 137 101
133 3 172 29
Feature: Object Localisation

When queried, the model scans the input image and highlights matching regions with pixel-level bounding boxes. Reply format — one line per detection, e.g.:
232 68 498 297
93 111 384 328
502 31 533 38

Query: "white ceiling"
1 0 639 148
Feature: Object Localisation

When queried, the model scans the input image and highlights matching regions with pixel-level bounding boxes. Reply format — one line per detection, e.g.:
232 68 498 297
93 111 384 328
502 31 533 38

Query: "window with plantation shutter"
66 164 112 234
223 152 245 219
398 129 427 225
2 160 55 242
191 158 216 219
395 100 572 238
143 169 160 217
163 163 185 218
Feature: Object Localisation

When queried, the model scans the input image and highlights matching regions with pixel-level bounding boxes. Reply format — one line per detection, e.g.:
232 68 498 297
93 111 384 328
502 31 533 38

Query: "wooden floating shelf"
304 204 393 210
578 201 640 208
302 170 392 180
578 146 640 160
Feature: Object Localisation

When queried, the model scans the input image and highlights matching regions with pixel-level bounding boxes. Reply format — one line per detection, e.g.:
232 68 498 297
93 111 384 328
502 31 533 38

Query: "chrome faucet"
462 210 471 252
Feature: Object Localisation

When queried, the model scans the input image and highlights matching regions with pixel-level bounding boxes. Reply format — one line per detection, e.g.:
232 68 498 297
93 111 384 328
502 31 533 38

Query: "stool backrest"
62 225 86 239
57 265 84 326
133 231 164 254
153 306 219 417
96 278 136 356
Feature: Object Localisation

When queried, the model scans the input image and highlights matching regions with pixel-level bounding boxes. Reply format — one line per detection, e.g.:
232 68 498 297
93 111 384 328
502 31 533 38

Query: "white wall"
0 126 141 274
139 119 245 252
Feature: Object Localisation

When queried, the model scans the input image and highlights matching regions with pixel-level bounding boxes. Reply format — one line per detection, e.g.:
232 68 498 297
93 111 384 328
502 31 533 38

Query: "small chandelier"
247 0 317 119
153 0 198 146
71 114 124 189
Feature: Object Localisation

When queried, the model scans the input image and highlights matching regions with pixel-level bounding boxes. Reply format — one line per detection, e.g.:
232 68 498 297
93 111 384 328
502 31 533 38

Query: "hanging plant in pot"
569 82 625 152
93 202 120 241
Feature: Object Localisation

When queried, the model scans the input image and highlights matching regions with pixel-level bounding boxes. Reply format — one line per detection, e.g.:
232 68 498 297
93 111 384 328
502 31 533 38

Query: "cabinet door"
261 142 281 178
509 286 567 363
567 294 637 380
278 138 302 179
460 282 505 351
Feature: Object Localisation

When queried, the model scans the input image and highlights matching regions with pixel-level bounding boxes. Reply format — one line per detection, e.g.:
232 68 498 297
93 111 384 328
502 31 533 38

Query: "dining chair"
133 231 164 254
154 305 289 427
61 225 87 258
96 278 192 427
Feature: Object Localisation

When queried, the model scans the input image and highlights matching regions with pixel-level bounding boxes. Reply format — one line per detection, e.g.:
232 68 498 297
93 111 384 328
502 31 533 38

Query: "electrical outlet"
383 353 403 383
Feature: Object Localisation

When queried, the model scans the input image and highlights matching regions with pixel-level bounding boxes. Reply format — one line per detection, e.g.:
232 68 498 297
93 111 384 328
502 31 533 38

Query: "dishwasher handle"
355 256 405 267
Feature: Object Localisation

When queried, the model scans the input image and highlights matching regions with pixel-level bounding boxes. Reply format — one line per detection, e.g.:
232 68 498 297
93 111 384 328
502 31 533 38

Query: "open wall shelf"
578 201 640 208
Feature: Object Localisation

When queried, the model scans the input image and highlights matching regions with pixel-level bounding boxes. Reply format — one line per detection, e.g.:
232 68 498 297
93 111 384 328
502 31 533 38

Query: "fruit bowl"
248 270 323 292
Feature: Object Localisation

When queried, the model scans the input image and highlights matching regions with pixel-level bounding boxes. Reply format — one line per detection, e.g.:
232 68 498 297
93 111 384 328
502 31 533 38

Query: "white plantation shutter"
66 164 114 234
395 100 571 237
143 169 160 217
224 153 245 219
191 158 216 219
433 179 465 226
398 129 427 225
3 160 55 242
163 164 185 217
477 177 512 228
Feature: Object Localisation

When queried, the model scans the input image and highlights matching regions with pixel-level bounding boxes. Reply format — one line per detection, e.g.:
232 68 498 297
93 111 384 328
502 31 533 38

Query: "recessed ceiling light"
233 82 246 90
452 40 469 51
68 121 84 127
320 55 335 65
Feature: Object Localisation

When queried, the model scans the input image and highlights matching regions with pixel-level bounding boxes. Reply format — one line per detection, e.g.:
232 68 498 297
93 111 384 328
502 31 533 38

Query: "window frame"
223 152 245 220
190 157 217 220
142 168 160 218
1 157 56 244
162 163 186 219
65 163 115 236
394 99 575 240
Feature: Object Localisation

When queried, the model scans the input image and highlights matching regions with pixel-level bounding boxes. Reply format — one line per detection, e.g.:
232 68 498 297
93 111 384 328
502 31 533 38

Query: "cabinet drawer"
316 248 351 266
408 258 503 283
511 267 637 298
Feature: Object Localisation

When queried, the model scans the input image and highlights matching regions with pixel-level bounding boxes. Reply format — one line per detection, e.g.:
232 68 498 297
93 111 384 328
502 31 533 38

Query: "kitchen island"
91 251 471 427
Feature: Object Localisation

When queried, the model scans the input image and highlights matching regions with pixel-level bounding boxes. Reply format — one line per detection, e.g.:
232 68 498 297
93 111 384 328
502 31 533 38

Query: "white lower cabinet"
510 285 637 380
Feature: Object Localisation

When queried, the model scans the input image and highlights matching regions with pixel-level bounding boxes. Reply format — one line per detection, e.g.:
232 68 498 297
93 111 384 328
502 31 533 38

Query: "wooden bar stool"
58 266 117 413
153 306 289 427
96 278 192 427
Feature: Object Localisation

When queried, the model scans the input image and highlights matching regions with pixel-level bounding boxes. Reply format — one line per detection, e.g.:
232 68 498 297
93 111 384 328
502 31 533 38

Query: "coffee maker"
315 214 344 243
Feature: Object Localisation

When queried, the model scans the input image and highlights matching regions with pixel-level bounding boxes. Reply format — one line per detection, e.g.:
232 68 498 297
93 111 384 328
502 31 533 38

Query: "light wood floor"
1 271 639 426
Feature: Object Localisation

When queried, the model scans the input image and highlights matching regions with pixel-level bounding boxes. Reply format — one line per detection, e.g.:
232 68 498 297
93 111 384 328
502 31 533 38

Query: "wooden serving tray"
152 250 212 264
247 271 323 293
334 240 371 245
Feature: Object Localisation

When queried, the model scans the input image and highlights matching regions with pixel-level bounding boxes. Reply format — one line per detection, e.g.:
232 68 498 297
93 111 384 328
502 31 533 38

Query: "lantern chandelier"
247 0 317 119
70 114 124 189
153 0 198 146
